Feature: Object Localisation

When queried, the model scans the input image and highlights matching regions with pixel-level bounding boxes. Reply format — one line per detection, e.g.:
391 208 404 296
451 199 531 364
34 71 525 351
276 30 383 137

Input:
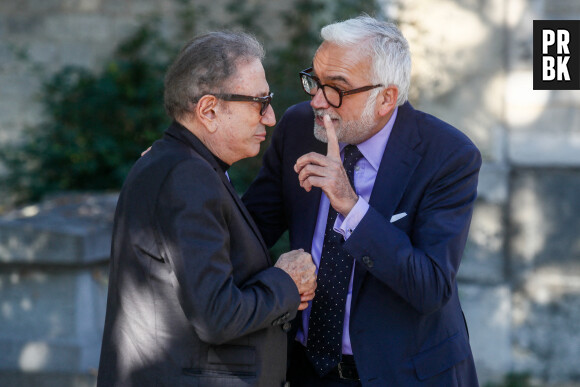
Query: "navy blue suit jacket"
243 101 481 386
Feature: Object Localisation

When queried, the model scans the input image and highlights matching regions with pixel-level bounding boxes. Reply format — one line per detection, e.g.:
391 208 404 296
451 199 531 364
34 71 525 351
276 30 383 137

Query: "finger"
324 115 340 160
141 146 152 156
301 294 314 302
301 175 325 192
298 164 327 186
295 152 330 174
298 302 310 310
301 179 313 192
290 248 304 256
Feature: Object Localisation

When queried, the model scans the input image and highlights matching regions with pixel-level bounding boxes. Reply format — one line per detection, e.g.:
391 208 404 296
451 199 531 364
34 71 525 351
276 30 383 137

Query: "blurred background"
0 0 579 386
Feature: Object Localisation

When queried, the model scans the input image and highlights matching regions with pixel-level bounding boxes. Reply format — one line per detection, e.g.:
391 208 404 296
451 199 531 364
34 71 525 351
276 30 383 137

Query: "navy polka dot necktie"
306 144 363 377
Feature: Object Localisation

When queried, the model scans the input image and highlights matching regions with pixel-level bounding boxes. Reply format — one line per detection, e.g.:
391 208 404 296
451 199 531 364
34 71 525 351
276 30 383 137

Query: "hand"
275 249 317 310
298 289 316 311
294 115 359 216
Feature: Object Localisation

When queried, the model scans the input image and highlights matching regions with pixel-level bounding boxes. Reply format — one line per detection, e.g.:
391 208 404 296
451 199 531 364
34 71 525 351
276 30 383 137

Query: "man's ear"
377 85 399 117
196 95 219 133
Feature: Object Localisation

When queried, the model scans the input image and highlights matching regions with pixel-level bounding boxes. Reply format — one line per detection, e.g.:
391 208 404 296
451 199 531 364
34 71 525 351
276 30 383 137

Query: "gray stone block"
512 273 580 384
509 132 580 167
0 193 117 264
459 284 512 386
0 265 108 373
44 14 115 42
510 169 580 280
545 0 580 18
478 162 509 204
508 168 580 383
460 200 505 283
53 42 107 70
0 371 97 387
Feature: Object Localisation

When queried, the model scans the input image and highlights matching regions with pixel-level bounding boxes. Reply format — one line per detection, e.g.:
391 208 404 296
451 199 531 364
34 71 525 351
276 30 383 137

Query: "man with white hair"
243 16 480 386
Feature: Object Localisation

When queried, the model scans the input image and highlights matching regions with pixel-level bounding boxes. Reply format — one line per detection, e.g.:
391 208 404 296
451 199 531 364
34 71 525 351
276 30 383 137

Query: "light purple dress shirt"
296 107 398 354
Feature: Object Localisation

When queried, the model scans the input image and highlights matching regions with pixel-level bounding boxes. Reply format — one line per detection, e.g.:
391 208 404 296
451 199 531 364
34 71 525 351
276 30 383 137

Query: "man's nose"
261 104 276 127
310 88 330 109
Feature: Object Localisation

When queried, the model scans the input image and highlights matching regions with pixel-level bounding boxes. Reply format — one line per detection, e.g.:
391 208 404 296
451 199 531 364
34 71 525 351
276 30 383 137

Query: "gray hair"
321 16 411 106
164 31 265 120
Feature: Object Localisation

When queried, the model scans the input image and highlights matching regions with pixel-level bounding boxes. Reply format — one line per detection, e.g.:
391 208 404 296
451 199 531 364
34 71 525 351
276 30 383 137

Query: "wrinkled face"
215 58 276 164
310 42 381 145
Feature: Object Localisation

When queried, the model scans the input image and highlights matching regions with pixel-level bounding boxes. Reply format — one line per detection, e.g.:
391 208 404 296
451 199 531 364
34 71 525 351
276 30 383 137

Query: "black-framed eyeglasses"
299 67 383 108
213 92 274 115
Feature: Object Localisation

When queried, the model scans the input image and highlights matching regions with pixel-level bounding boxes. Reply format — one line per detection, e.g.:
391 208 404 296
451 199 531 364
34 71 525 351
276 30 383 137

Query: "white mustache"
313 109 341 121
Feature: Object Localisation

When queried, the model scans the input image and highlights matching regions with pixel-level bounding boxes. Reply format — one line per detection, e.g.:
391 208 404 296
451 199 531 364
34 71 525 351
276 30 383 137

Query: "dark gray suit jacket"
97 121 300 387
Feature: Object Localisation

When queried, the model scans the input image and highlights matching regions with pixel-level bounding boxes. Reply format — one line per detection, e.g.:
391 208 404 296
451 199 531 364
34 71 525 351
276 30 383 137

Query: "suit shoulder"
411 107 479 153
283 101 313 118
125 139 217 191
278 102 314 128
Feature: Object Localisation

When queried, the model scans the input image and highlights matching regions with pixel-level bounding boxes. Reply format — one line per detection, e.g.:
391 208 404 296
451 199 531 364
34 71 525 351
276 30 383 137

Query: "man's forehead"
230 58 269 95
312 42 370 84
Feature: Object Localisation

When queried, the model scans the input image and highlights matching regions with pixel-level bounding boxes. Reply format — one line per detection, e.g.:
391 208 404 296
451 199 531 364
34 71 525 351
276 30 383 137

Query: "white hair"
321 15 411 106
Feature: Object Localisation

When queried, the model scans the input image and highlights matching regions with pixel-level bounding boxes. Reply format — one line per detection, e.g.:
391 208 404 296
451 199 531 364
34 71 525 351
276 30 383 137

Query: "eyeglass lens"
301 75 341 107
260 100 269 115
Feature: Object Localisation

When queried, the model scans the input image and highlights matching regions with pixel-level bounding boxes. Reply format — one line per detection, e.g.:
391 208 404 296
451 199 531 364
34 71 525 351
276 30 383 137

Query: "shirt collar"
340 106 398 171
212 154 230 173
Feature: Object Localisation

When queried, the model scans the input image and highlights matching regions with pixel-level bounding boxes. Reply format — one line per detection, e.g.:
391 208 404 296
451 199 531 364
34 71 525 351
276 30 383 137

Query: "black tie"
306 144 363 377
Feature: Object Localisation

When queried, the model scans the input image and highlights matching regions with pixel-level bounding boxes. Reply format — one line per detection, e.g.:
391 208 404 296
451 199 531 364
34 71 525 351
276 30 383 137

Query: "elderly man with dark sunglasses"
97 31 317 387
243 16 481 386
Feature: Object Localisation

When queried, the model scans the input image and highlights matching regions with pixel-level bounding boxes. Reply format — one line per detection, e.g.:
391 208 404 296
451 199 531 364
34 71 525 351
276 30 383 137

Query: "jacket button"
282 322 292 332
362 255 374 268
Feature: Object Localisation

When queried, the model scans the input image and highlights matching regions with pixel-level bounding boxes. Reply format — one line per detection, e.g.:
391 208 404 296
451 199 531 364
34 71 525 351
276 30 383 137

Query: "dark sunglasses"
213 92 274 115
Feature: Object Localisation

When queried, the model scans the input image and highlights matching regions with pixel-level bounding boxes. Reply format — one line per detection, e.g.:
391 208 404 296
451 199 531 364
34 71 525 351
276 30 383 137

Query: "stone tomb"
0 193 116 385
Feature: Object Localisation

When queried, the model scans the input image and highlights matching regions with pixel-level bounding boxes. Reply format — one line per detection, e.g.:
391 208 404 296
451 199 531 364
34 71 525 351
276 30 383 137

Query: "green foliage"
0 16 185 203
0 0 380 207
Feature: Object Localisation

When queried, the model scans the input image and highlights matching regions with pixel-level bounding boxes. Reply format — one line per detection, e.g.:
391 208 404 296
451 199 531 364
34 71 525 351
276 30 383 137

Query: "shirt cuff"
334 196 369 240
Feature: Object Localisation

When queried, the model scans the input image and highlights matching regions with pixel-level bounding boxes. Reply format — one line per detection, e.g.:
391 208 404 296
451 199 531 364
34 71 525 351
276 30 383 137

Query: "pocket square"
390 212 407 223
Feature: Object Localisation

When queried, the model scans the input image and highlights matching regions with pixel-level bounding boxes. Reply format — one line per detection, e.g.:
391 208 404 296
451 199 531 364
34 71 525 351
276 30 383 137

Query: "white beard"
313 95 378 145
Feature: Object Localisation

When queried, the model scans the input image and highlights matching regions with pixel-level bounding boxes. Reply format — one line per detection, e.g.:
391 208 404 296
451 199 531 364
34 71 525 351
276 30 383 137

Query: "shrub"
0 0 379 205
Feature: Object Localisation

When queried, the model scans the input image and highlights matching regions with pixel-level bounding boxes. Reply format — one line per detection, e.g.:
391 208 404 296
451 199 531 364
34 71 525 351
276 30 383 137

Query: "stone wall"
389 0 580 385
1 0 580 386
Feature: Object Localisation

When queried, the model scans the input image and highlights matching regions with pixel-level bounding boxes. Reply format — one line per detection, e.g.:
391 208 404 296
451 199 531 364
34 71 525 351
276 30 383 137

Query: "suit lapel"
352 103 423 300
166 122 272 265
220 174 273 264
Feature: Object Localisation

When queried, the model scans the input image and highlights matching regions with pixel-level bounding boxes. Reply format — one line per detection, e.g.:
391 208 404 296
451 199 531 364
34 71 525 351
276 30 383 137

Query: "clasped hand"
275 249 317 310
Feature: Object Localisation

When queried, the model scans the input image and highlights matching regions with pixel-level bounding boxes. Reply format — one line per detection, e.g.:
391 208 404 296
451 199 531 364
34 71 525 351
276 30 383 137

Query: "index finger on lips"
324 115 340 160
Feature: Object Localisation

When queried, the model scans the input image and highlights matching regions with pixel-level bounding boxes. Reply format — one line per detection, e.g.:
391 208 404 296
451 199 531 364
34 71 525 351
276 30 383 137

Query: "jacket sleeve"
154 158 300 344
344 143 481 315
